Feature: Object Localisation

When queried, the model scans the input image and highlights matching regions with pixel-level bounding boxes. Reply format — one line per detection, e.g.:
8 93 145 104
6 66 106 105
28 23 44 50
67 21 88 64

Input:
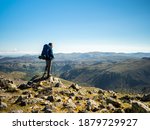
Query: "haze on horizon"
0 0 150 55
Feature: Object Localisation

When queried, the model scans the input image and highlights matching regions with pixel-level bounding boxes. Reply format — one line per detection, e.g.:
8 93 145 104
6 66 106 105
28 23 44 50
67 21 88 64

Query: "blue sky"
0 0 150 54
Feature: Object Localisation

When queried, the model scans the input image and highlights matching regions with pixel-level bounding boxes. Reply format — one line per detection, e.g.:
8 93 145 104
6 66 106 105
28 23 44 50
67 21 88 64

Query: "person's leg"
47 60 52 77
49 60 52 75
42 60 48 77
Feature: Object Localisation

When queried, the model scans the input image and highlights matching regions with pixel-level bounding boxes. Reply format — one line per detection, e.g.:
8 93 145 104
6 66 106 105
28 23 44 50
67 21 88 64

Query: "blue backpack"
39 44 54 60
41 44 49 57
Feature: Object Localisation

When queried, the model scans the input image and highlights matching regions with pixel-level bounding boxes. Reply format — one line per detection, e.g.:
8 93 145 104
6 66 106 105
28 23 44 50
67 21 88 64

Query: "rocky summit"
0 76 150 113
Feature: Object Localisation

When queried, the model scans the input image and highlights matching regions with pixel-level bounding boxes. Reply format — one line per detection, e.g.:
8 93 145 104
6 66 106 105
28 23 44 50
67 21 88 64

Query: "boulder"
39 81 50 87
119 95 131 103
38 87 52 96
108 90 116 95
107 103 115 111
87 90 92 94
22 91 34 98
134 95 142 100
47 96 54 102
69 84 81 91
42 105 53 113
49 77 61 83
7 83 18 92
15 96 24 104
100 108 109 113
141 94 150 102
18 84 30 90
0 79 5 89
59 90 72 97
31 105 40 113
68 92 75 98
14 96 28 106
86 99 99 112
98 89 105 94
0 96 6 101
15 95 28 104
78 89 86 96
106 97 121 108
10 110 23 113
66 99 76 109
99 104 105 109
131 101 150 113
0 78 17 92
0 102 7 110
40 100 50 106
54 82 62 87
55 96 62 102
114 108 125 113
75 96 83 100
110 93 117 99
78 110 88 113
27 98 40 105
31 110 39 113
19 100 27 106
22 91 32 95
54 101 63 108
0 78 12 88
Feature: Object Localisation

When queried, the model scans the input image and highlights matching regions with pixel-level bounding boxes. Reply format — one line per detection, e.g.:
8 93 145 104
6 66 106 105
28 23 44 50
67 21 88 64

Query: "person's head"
49 43 53 47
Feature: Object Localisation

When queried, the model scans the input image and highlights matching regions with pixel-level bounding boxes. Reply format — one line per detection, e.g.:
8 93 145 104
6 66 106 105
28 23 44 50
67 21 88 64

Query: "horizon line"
0 51 150 56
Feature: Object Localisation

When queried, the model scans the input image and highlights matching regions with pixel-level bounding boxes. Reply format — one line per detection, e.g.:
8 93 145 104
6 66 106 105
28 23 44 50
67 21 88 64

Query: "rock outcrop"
0 78 18 92
131 101 150 113
141 94 150 102
0 76 150 113
0 102 7 110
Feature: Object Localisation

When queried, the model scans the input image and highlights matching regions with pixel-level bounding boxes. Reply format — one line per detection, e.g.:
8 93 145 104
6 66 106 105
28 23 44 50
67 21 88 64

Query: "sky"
0 0 150 55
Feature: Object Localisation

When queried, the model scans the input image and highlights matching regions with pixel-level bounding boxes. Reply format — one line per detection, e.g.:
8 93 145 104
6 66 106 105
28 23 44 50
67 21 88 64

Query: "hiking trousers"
45 59 52 77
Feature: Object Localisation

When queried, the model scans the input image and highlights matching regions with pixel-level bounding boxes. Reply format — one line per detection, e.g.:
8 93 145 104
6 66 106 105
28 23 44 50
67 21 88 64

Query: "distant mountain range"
53 52 150 62
0 52 150 93
1 52 150 62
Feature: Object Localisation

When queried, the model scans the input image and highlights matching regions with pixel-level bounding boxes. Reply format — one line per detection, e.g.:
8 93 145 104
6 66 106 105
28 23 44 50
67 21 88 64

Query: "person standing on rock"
39 43 54 78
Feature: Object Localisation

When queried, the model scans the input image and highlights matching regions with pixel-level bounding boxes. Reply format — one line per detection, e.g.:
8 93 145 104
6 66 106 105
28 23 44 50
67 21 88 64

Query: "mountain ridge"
0 53 150 94
60 58 150 93
1 52 150 62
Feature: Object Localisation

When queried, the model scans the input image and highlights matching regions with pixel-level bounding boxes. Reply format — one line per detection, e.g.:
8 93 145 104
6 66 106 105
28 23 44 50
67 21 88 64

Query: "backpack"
39 44 54 60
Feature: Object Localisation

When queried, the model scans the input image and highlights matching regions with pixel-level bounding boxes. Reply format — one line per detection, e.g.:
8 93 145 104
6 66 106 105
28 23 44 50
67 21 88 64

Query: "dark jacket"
41 44 54 60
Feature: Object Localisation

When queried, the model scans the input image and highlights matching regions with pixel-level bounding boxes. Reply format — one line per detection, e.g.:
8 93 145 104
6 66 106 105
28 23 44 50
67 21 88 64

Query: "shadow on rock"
27 75 50 85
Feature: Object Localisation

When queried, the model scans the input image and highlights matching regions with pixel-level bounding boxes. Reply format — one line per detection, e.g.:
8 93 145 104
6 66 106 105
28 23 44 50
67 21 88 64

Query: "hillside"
60 58 150 93
0 75 150 113
0 53 150 94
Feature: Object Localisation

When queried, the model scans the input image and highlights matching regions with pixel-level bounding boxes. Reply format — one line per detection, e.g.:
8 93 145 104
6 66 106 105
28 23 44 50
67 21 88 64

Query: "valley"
0 52 150 93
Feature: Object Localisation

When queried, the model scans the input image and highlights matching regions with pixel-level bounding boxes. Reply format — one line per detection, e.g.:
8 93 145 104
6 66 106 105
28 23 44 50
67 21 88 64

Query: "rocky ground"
0 75 150 113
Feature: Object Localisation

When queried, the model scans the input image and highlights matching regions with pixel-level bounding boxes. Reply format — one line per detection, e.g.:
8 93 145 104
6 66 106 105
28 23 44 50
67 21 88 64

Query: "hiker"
39 43 54 78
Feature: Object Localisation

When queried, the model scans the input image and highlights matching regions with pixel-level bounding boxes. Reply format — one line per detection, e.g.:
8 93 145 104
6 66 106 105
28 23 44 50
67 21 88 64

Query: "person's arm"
51 48 54 59
47 47 54 59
